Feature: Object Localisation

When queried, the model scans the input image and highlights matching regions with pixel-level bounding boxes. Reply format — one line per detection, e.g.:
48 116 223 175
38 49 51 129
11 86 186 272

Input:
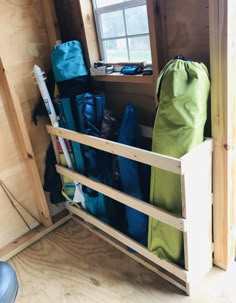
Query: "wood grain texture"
9 220 236 303
0 214 71 262
163 0 210 67
0 0 52 182
66 205 188 282
209 0 236 269
58 165 186 232
0 0 56 248
41 0 61 48
47 125 182 174
0 58 52 227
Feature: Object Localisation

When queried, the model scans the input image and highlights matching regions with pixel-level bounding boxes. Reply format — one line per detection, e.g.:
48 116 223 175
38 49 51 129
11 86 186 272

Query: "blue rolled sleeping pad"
57 98 84 173
75 93 109 223
118 104 149 246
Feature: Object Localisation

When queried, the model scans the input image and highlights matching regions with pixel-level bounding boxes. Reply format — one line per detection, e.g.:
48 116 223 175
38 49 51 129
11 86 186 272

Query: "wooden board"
0 0 52 182
181 139 213 292
41 0 61 48
161 0 210 67
209 0 236 269
0 0 56 249
57 165 186 232
10 219 236 302
47 125 182 174
105 82 156 126
0 58 52 227
67 204 188 282
73 216 186 293
0 212 71 262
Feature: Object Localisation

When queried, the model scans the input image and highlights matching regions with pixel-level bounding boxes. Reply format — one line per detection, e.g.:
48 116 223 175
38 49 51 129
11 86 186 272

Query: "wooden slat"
0 214 71 261
47 125 182 174
181 139 213 281
56 165 186 231
66 204 188 282
0 58 52 227
73 216 187 293
79 0 100 67
209 0 236 269
92 74 153 84
41 0 61 49
155 0 168 69
180 139 213 173
147 0 159 106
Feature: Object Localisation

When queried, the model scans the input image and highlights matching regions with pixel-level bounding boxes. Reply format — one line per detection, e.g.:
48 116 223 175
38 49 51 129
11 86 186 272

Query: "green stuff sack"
148 58 210 266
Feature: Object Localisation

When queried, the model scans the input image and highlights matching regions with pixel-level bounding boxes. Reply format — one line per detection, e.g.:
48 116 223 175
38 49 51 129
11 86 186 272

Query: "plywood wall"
160 0 210 68
0 0 52 248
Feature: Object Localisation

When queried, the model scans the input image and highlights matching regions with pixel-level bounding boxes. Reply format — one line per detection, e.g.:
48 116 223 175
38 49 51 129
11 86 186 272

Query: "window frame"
92 0 151 63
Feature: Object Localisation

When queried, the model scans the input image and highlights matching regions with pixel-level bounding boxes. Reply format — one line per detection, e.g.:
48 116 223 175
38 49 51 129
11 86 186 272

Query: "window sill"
92 73 154 84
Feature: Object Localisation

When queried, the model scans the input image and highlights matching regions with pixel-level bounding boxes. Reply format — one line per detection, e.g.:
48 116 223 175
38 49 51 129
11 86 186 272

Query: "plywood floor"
9 219 236 303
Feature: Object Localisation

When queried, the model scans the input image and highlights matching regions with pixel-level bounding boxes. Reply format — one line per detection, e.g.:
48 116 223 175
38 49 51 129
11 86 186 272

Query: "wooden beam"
56 164 186 231
209 0 236 269
41 0 61 49
0 213 71 261
47 125 182 174
73 216 186 293
79 0 100 67
0 58 52 227
67 204 188 282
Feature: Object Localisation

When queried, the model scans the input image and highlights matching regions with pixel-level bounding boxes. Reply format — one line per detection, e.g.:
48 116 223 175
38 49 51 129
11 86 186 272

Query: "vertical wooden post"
0 58 52 227
41 0 61 49
209 0 236 269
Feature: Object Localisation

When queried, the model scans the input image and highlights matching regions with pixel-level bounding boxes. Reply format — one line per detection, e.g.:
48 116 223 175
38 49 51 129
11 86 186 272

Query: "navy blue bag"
118 104 148 246
75 93 109 223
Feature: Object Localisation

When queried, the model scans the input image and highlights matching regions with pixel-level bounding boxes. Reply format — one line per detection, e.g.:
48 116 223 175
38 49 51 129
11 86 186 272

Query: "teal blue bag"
51 40 88 82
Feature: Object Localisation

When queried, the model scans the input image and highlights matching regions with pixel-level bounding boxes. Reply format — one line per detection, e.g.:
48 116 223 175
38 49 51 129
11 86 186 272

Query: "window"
92 0 152 64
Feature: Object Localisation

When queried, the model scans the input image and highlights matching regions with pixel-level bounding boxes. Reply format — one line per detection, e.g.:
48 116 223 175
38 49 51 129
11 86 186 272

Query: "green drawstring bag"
148 58 210 266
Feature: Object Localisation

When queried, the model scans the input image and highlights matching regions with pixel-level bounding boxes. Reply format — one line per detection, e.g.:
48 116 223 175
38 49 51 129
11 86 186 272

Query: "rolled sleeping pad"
75 93 109 224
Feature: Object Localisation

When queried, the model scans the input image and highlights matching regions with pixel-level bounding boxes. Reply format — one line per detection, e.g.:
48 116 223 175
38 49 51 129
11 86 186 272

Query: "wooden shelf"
92 73 154 84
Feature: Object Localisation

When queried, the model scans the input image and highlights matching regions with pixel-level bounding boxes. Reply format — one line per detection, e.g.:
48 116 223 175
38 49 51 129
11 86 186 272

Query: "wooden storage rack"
47 125 213 295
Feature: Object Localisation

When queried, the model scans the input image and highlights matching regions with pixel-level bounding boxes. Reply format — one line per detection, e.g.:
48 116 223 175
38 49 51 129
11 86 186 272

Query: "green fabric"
148 59 210 266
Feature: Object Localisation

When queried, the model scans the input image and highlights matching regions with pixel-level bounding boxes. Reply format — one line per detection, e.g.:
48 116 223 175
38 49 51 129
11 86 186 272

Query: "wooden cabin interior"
0 0 235 301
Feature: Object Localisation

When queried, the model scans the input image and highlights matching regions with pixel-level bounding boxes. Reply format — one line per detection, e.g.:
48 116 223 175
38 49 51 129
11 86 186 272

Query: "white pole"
33 65 85 207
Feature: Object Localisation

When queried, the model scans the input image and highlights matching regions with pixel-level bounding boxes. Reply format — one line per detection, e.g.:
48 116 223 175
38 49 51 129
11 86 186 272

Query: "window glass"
100 11 125 38
96 0 125 8
125 5 149 35
128 35 151 62
103 39 128 61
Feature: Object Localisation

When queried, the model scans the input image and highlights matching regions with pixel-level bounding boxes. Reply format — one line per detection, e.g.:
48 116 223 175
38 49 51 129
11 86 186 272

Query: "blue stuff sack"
118 104 148 246
120 65 143 75
51 40 88 82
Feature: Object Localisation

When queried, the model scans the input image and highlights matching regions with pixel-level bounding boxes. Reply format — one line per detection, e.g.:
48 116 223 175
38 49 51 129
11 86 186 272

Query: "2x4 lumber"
147 0 159 106
209 0 236 269
0 214 71 261
66 204 188 282
79 0 100 67
0 58 52 227
41 0 61 49
73 216 186 293
56 164 186 232
47 125 182 174
181 138 213 276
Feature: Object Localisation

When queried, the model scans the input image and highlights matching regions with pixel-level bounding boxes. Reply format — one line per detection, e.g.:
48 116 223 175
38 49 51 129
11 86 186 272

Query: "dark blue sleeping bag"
118 104 148 246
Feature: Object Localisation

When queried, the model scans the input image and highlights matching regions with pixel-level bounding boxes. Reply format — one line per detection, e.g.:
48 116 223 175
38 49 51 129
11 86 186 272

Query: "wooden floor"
9 219 236 303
